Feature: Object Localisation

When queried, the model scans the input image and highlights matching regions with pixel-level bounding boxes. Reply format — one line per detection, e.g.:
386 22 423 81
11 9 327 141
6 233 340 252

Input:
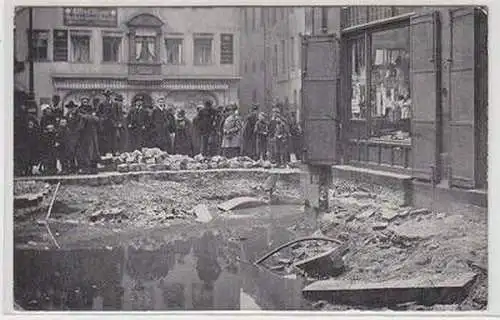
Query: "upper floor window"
165 38 183 64
220 34 234 64
70 30 91 63
53 29 68 62
134 29 156 63
102 33 122 63
194 34 213 65
32 30 49 61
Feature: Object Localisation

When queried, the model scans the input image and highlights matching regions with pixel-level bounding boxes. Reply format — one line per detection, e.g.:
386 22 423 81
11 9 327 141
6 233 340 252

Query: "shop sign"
63 7 118 27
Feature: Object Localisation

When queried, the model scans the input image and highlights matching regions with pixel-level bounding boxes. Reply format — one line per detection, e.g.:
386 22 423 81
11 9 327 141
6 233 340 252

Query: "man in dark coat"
75 96 100 174
165 105 176 154
24 115 41 175
241 103 259 159
97 89 115 155
151 97 172 152
55 117 72 174
64 101 80 173
192 105 203 155
127 97 143 151
173 109 194 156
52 94 64 122
112 95 125 154
197 100 217 156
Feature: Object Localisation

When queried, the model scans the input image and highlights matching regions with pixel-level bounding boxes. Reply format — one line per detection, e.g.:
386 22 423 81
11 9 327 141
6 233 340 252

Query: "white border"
2 0 499 319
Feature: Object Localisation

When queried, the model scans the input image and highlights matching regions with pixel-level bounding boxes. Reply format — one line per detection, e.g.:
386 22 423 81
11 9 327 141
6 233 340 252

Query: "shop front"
338 7 487 189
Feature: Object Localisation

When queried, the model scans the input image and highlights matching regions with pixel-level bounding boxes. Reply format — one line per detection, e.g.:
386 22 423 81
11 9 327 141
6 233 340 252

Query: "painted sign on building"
63 7 118 27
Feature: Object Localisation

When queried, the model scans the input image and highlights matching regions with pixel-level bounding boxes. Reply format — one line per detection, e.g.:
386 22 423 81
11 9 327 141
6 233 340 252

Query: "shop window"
135 35 156 63
194 36 213 65
102 35 122 63
165 38 183 64
348 24 411 142
32 30 49 61
70 30 91 63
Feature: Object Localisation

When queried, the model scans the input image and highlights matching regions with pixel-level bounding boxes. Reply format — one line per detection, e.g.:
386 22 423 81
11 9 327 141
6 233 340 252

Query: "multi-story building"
14 7 240 119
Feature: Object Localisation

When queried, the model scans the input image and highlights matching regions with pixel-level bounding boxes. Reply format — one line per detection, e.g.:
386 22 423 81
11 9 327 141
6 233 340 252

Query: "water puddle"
14 205 312 311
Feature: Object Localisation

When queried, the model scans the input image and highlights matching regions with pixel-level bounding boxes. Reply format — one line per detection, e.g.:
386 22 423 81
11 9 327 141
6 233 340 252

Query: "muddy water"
14 205 313 311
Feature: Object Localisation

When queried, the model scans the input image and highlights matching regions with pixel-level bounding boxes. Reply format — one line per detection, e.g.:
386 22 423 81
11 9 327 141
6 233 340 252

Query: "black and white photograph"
9 4 489 313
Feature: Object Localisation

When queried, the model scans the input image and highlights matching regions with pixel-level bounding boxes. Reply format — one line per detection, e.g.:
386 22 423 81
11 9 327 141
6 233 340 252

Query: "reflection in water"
15 212 310 310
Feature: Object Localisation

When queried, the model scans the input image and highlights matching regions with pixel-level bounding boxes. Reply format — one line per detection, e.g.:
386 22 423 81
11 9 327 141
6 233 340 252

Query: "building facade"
301 6 488 201
14 7 241 119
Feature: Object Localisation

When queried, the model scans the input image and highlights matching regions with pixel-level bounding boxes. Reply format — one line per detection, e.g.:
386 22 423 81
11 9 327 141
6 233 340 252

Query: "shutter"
301 33 340 165
448 8 476 188
410 11 441 181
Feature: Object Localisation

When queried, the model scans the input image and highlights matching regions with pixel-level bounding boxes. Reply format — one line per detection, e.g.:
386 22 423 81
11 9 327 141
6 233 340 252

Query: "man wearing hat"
173 109 194 156
192 104 204 155
111 94 126 154
127 95 144 151
97 89 115 155
63 100 80 173
221 104 243 158
241 103 259 159
75 96 100 174
151 96 172 153
197 99 217 156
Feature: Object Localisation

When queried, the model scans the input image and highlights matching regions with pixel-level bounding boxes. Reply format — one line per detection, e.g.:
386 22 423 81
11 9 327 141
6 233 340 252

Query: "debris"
357 207 378 219
270 265 285 272
302 272 477 307
398 208 411 218
373 222 389 231
27 241 37 246
292 243 348 277
350 191 375 200
312 300 328 309
217 197 267 211
89 208 128 222
380 208 399 221
411 208 431 216
193 204 213 223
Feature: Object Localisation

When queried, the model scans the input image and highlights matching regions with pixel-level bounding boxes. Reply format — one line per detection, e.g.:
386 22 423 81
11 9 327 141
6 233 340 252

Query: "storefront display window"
348 24 411 143
370 26 411 141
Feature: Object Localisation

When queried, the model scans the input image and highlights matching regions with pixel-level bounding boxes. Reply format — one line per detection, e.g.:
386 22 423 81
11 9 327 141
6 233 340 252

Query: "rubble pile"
14 181 51 197
110 148 283 172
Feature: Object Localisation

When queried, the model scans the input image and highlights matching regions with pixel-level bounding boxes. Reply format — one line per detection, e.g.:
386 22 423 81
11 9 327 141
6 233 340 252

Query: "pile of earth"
101 148 301 172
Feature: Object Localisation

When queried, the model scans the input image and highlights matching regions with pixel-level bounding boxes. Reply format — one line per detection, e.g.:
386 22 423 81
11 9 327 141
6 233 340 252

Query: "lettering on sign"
63 7 118 27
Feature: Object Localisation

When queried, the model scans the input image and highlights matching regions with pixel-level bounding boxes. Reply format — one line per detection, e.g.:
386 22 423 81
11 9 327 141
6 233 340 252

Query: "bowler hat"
66 101 77 109
103 89 113 96
252 103 260 110
80 96 90 103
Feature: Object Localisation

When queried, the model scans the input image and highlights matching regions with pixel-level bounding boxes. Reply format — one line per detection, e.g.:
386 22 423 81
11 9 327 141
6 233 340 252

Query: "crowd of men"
14 89 304 176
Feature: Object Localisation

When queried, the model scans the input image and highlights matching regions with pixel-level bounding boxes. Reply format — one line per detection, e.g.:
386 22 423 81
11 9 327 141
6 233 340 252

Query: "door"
448 7 476 188
301 33 340 165
410 11 441 182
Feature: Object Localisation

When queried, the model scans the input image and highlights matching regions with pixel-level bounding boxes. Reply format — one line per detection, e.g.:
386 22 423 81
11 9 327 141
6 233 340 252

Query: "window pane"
135 36 156 62
220 34 233 64
369 26 411 140
32 31 49 61
349 37 367 119
194 38 212 65
70 34 90 63
166 38 183 64
102 36 121 62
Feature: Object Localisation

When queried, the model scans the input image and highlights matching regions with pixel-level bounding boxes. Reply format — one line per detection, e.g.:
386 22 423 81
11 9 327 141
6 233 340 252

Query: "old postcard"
9 4 489 314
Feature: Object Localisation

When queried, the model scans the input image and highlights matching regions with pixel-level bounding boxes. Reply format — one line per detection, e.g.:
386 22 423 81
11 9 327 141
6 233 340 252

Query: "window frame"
31 29 50 62
193 34 214 66
220 33 234 65
101 33 123 63
69 29 92 64
342 18 412 142
165 37 184 65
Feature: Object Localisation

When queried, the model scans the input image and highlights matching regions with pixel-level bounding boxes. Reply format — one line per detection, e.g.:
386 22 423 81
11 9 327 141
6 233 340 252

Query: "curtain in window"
135 40 143 61
71 36 90 62
194 38 212 64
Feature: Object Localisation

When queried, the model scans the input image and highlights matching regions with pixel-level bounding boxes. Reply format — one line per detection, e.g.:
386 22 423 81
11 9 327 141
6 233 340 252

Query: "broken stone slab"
89 208 128 222
357 207 378 219
302 272 477 307
293 243 348 278
193 204 213 223
350 191 375 200
217 197 268 211
373 221 389 231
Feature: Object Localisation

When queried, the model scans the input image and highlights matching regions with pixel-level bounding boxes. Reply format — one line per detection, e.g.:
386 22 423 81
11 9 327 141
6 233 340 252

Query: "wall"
14 7 241 104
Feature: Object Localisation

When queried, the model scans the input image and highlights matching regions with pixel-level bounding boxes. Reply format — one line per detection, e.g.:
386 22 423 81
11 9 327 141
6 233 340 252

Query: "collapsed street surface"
13 169 487 311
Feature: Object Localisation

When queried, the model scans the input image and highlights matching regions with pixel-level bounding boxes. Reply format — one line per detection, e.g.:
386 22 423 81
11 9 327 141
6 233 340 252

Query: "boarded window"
220 34 233 64
53 29 68 62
